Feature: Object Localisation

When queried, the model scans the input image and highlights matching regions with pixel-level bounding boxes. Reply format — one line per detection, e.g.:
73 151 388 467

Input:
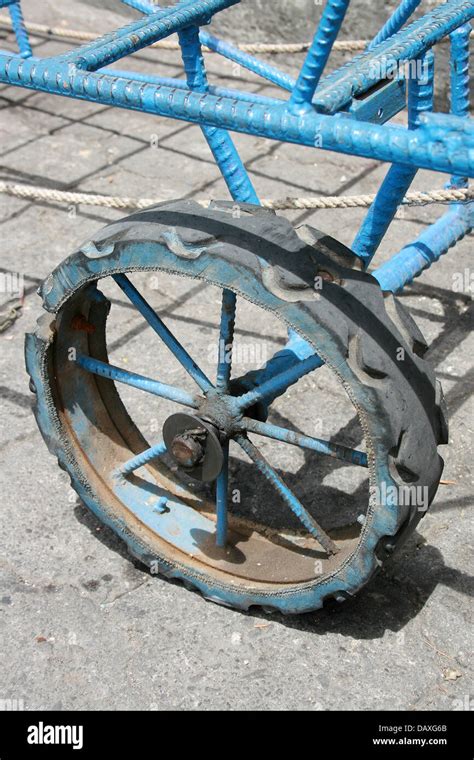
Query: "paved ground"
0 1 472 711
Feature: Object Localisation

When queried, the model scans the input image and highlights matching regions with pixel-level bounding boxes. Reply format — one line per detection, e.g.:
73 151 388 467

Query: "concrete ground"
0 1 472 711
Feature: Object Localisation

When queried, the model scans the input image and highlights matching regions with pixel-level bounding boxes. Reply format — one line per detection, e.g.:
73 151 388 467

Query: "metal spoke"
215 440 229 547
113 273 213 393
116 440 168 478
235 434 339 555
76 355 199 408
216 289 236 393
235 353 323 413
239 417 368 467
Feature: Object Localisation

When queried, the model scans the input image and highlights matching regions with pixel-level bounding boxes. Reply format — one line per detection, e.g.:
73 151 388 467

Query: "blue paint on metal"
214 287 236 546
215 440 229 547
312 0 473 114
8 1 31 58
373 202 474 293
199 123 260 202
240 417 368 467
112 473 224 558
118 440 168 477
113 273 213 392
76 353 200 408
345 77 406 124
60 0 239 71
177 20 257 552
236 433 338 554
234 328 321 412
125 0 296 92
200 30 295 92
154 496 169 513
236 352 324 412
407 51 436 130
289 0 351 113
369 0 422 50
106 67 283 106
449 23 471 188
0 51 472 178
178 24 259 204
353 50 435 265
0 52 474 176
0 51 282 107
216 288 236 392
58 0 202 66
4 0 472 610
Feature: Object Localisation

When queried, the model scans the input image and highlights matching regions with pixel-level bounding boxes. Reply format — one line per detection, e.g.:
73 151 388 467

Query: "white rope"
2 16 457 54
1 180 471 211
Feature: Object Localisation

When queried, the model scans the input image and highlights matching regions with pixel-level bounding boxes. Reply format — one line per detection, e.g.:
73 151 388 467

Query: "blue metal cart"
1 0 472 612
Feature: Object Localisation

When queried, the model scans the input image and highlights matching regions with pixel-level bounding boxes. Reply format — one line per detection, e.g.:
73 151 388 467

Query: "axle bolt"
170 429 206 468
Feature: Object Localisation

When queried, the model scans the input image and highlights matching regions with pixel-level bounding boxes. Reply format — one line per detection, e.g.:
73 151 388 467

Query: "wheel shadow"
249 534 473 638
72 490 473 640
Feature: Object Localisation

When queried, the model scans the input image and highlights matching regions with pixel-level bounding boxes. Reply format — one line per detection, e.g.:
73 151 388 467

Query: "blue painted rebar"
8 1 31 59
200 124 260 202
118 440 168 477
178 20 260 548
13 55 281 106
1 52 472 178
233 330 321 412
352 50 435 266
236 434 338 554
216 288 236 392
215 440 229 547
312 0 472 114
113 273 213 393
407 51 436 129
289 0 351 113
449 23 471 189
369 0 422 50
58 0 199 65
373 202 474 293
105 67 283 106
76 354 200 407
200 31 295 92
61 0 239 71
179 22 257 549
240 417 368 467
213 286 236 547
235 353 323 413
178 25 259 204
124 0 295 92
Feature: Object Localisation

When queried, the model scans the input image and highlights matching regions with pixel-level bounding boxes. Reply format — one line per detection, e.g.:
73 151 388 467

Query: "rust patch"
71 315 96 334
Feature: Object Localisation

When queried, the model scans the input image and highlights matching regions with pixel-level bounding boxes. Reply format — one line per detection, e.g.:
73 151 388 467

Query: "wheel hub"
163 412 224 482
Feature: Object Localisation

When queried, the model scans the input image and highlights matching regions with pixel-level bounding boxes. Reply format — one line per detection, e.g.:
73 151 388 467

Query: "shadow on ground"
73 495 473 640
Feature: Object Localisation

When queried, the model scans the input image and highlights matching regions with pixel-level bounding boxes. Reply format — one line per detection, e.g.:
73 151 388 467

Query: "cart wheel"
26 201 447 614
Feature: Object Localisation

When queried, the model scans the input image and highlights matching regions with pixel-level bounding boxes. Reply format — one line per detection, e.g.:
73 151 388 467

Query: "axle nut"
171 431 206 468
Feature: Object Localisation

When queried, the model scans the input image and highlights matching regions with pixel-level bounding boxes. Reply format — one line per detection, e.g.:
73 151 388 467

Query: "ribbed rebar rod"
289 0 351 112
352 50 435 265
369 0 422 50
449 23 471 188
